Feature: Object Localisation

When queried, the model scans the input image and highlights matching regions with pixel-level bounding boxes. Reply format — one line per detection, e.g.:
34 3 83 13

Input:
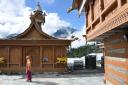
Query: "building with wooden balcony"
0 3 72 73
68 0 128 85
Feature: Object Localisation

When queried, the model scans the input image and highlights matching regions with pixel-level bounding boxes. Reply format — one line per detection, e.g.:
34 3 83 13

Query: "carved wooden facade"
85 0 128 85
68 0 128 85
0 3 71 73
86 0 128 41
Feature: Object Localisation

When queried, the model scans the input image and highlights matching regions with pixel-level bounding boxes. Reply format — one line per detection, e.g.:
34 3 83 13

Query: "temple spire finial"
35 1 42 12
30 1 46 26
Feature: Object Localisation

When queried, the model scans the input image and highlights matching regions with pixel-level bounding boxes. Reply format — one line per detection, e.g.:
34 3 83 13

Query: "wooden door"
22 46 40 70
42 46 54 71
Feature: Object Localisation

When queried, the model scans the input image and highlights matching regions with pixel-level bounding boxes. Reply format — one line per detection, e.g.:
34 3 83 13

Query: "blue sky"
26 0 85 29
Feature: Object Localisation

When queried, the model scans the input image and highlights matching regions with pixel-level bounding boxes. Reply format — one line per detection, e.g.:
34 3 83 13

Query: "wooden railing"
93 0 100 20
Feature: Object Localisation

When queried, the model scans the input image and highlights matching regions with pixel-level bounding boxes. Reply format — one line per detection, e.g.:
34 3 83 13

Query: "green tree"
67 44 100 58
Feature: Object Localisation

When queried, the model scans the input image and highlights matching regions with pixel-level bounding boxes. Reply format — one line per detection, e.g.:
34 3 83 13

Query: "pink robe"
26 61 32 81
26 70 32 81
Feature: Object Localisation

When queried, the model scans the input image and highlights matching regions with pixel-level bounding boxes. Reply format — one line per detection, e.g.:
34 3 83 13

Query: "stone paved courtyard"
0 72 104 85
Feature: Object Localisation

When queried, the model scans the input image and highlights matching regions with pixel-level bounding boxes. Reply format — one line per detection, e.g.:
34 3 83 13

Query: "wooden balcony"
86 3 128 41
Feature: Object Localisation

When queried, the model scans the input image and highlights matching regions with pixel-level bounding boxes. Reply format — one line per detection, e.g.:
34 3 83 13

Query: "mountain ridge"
5 26 78 39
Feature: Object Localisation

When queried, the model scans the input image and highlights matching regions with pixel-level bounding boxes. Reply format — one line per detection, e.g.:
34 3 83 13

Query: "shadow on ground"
30 81 59 85
31 73 104 78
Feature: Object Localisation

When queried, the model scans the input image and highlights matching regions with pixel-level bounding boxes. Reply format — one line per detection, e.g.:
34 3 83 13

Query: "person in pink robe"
26 55 32 82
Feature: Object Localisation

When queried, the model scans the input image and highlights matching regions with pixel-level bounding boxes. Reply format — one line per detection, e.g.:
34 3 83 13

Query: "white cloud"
0 0 32 37
43 13 70 34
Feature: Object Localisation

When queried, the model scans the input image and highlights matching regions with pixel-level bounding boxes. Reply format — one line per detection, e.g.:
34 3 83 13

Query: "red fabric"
26 70 32 81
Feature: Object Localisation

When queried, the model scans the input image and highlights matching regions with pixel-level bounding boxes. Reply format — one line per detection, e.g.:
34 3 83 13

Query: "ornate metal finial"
35 1 42 12
32 1 46 25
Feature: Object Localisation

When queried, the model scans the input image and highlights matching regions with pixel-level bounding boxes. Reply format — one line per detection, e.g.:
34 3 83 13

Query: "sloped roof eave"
67 0 90 16
15 21 56 39
78 0 87 15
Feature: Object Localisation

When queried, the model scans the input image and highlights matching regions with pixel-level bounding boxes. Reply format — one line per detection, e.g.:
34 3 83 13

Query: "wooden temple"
0 3 72 73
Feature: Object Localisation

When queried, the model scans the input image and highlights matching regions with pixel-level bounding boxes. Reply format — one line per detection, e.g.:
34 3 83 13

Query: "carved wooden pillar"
100 0 104 10
117 0 122 8
90 2 93 22
86 14 88 27
52 46 55 69
40 46 43 68
86 8 88 27
99 0 103 23
7 47 10 68
19 47 22 68
89 2 93 31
